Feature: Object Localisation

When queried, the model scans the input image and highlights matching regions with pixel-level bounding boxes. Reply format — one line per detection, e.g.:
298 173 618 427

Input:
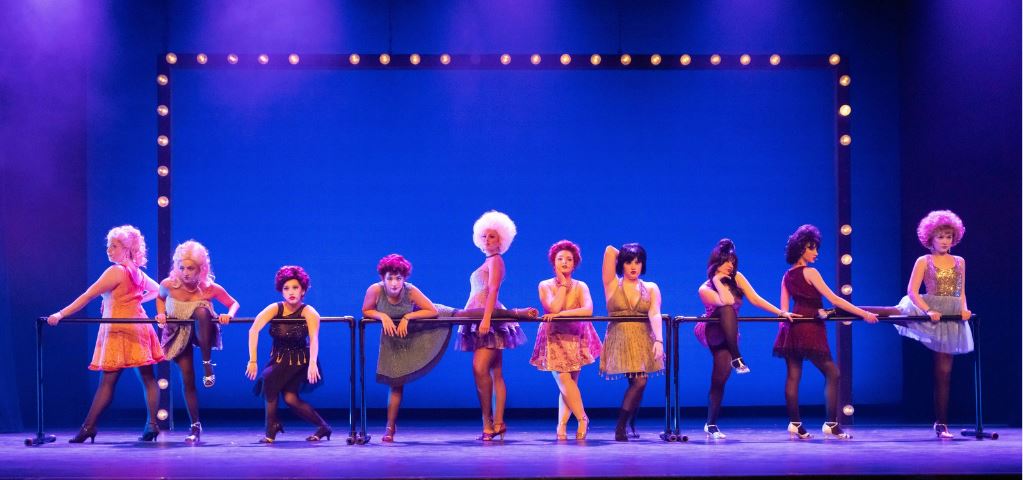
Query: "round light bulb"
440 54 451 65
409 53 421 65
840 224 852 235
157 196 170 208
590 54 601 66
560 54 571 65
157 135 169 147
157 378 170 390
680 54 691 66
710 54 721 65
770 54 781 65
196 53 208 65
740 54 751 65
620 54 632 66
157 166 169 177
157 409 169 421
531 54 541 65
650 54 662 66
841 254 853 265
258 54 269 64
843 404 855 416
227 54 238 64
156 74 168 86
349 54 361 65
839 75 851 86
841 284 853 295
288 54 300 65
500 54 511 65
839 105 852 117
379 53 391 65
829 54 841 65
165 53 177 64
840 134 852 146
156 105 168 116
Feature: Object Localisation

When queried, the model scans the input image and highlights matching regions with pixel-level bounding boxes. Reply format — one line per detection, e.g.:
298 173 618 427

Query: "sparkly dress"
89 265 165 371
159 296 223 360
599 279 664 379
453 260 528 351
374 283 451 386
894 255 973 354
529 281 602 372
694 280 743 349
773 267 831 361
254 303 321 397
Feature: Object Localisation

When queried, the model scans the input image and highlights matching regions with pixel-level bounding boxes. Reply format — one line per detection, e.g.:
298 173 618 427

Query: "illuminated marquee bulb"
841 254 853 265
440 54 451 65
620 54 632 66
157 135 169 147
157 409 169 421
740 54 751 65
349 54 361 65
289 54 300 65
531 54 541 65
157 166 169 177
157 196 170 207
770 54 781 65
165 53 177 64
590 54 601 66
839 75 851 86
560 54 571 65
680 54 692 66
650 54 662 66
156 105 168 116
840 224 852 235
410 54 421 65
840 134 852 146
829 54 841 65
156 74 168 86
841 284 853 295
258 54 269 64
710 54 721 65
379 53 390 65
500 54 511 65
227 54 238 64
196 53 208 64
839 104 852 116
157 378 170 390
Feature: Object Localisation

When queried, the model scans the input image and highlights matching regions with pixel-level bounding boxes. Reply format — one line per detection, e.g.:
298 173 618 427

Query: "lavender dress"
453 262 527 351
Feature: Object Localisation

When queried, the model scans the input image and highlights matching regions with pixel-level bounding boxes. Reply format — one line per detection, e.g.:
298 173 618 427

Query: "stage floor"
7 418 1020 479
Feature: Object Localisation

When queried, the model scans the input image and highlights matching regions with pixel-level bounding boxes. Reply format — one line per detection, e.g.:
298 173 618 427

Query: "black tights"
81 366 160 428
714 306 742 360
616 376 648 433
193 308 216 376
706 347 732 425
172 308 216 425
933 352 953 424
265 378 327 430
784 356 840 423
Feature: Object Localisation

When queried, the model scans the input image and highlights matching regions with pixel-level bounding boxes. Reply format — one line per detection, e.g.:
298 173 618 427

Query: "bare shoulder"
302 305 321 318
574 279 590 289
643 280 660 292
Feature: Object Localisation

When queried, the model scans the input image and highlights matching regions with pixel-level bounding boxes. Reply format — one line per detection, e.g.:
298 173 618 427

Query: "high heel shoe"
555 422 568 440
476 419 495 441
628 415 640 439
787 422 811 440
138 422 159 442
382 425 396 443
202 360 216 388
69 425 97 444
934 423 954 439
614 426 629 442
730 357 751 374
704 423 727 440
492 422 507 441
822 421 852 439
306 425 332 441
575 417 589 440
259 423 284 443
184 422 202 443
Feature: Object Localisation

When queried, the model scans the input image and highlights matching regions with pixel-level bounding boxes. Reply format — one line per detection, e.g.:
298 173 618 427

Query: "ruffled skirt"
89 323 165 371
454 322 528 351
529 321 602 372
599 321 663 379
894 294 974 354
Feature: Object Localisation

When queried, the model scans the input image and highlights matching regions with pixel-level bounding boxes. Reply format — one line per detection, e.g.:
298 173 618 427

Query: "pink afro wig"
916 210 965 249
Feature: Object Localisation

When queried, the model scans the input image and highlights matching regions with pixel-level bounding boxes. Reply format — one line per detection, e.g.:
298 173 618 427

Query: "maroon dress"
772 266 830 361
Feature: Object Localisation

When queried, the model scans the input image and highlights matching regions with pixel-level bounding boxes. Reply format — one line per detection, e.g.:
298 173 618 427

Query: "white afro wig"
472 210 517 254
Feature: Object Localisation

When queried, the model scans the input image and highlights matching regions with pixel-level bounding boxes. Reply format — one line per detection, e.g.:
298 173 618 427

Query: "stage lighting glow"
156 105 168 116
157 409 169 421
560 54 571 65
156 74 168 86
829 54 841 65
289 54 300 65
500 54 511 65
258 54 269 64
839 105 852 116
530 54 541 65
841 284 853 295
839 75 851 86
650 54 662 66
843 405 855 416
157 378 169 390
740 54 751 65
841 254 853 265
165 53 177 64
157 166 169 177
379 53 391 65
590 54 601 65
680 54 692 65
840 134 852 146
620 54 632 66
840 224 852 235
770 54 781 65
196 53 208 65
349 54 361 65
157 196 170 208
710 54 721 65
157 135 169 147
227 54 238 64
410 54 421 65
440 54 451 65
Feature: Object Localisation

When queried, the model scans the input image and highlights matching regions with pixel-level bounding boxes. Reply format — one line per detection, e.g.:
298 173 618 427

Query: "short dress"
694 280 743 349
374 283 451 386
253 303 321 398
89 265 165 371
453 261 528 351
159 296 223 360
772 267 831 362
894 255 974 354
529 280 602 372
599 279 664 379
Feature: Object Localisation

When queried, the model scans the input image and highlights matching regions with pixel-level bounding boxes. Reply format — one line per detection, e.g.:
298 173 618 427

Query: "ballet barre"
667 315 995 441
356 315 681 443
27 316 357 447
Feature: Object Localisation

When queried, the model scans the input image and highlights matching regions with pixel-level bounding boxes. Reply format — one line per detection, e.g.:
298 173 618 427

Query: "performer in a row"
47 225 165 443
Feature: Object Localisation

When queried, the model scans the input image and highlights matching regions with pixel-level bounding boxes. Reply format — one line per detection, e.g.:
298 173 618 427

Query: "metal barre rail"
356 315 681 443
27 316 359 446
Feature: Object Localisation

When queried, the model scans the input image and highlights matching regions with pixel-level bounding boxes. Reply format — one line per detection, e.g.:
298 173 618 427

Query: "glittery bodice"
607 279 651 316
270 303 309 350
465 263 505 310
925 255 963 297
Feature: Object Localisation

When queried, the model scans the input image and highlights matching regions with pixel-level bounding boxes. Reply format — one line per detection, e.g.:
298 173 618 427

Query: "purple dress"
453 262 527 351
772 267 831 361
694 280 742 349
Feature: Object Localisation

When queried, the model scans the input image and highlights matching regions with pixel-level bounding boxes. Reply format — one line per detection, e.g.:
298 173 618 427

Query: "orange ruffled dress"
88 265 165 371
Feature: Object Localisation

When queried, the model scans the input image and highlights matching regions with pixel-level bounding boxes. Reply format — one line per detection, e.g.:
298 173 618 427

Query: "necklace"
181 283 199 294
